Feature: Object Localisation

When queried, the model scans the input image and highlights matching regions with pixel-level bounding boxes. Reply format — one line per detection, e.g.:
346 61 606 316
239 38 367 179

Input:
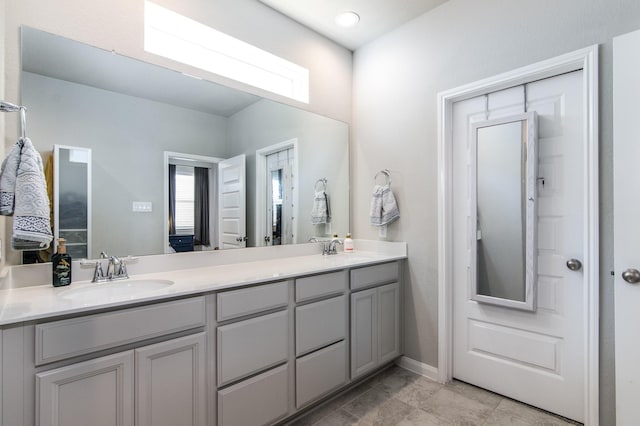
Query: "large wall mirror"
15 26 349 263
471 112 538 311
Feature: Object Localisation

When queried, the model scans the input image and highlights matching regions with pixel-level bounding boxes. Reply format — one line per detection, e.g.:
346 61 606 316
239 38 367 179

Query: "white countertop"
0 241 406 325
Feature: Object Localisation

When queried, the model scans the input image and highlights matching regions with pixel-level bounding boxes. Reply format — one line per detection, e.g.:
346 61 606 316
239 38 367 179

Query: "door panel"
613 28 640 425
218 154 246 249
452 72 584 422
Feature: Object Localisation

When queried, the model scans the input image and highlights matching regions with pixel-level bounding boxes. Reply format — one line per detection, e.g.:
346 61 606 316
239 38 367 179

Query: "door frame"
255 138 299 247
437 45 599 424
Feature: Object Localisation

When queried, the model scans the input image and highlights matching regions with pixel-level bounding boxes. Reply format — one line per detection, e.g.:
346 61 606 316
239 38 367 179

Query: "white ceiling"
258 0 449 51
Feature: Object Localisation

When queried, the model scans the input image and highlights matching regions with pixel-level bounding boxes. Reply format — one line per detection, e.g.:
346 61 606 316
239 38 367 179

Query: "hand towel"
370 184 400 226
311 190 331 224
0 141 23 215
11 138 53 250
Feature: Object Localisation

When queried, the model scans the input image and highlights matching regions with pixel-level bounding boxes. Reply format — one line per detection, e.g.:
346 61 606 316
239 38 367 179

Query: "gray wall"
227 99 350 246
351 0 640 423
22 72 227 257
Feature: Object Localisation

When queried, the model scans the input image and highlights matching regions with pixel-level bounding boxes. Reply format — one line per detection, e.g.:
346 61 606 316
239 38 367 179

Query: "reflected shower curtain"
194 167 210 246
168 164 176 235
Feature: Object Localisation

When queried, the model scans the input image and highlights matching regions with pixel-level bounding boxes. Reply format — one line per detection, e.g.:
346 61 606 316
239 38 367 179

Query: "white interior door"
613 28 640 426
217 154 246 249
452 71 585 422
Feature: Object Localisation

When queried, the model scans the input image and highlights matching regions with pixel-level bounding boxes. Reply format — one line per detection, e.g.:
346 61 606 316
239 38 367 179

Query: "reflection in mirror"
17 26 349 263
54 145 91 259
471 112 538 311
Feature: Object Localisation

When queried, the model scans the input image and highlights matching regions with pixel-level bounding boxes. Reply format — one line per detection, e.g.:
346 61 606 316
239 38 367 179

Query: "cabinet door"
378 282 400 364
136 333 206 426
218 364 289 426
350 288 378 379
36 351 134 426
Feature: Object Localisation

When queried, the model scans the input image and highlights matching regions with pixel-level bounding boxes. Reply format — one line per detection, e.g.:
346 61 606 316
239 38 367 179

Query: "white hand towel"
0 141 22 215
370 184 400 226
311 190 330 224
11 138 53 250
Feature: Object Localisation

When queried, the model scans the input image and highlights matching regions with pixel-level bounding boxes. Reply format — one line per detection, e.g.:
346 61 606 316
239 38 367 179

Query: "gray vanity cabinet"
36 351 135 426
135 333 207 426
350 262 401 379
294 271 349 409
215 281 293 426
36 332 207 426
33 297 208 426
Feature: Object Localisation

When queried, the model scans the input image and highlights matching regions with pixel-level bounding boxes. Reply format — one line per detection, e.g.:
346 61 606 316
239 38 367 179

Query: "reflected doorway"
256 139 298 246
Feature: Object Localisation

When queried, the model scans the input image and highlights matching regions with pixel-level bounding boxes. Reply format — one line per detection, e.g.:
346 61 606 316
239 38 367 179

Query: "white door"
218 154 246 249
452 71 585 421
613 28 640 425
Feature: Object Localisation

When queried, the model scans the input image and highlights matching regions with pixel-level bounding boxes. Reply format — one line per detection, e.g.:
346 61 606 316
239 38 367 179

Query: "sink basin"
60 279 175 302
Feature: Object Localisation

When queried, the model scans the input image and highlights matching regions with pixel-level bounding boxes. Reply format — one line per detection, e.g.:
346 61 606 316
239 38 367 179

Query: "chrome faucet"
107 256 129 280
326 237 343 255
81 252 136 283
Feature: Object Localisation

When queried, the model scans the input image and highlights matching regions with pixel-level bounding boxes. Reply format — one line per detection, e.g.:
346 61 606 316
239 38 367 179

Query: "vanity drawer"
217 281 289 322
217 310 289 386
218 364 289 426
35 296 206 365
295 271 347 303
295 295 346 356
296 340 347 408
350 262 399 291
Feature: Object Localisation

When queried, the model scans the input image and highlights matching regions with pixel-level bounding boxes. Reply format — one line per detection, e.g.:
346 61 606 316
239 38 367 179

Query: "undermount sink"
59 279 175 302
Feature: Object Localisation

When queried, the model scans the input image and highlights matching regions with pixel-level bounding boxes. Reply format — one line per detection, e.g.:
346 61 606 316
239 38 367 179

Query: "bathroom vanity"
0 240 406 426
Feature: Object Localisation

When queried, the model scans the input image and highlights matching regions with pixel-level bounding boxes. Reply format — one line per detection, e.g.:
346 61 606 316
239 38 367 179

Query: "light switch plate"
132 201 152 212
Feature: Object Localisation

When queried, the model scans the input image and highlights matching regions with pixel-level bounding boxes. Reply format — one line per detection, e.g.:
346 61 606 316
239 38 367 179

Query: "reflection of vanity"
0 240 405 426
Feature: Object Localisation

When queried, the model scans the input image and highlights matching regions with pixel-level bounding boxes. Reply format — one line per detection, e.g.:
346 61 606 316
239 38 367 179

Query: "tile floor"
285 366 581 426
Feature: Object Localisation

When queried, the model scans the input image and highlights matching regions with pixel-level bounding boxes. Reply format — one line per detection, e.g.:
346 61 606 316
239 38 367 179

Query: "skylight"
144 1 309 103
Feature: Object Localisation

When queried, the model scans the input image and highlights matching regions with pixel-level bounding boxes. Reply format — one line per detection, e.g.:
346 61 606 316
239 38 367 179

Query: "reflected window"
175 165 195 234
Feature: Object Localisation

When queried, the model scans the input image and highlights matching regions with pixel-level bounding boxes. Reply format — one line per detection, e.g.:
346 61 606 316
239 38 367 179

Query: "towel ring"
315 178 327 191
374 169 391 186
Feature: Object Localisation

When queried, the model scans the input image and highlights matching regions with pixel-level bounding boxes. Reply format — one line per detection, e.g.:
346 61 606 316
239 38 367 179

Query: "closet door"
452 72 585 422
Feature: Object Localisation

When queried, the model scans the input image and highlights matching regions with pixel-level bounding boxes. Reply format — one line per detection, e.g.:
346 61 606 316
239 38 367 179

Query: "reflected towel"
0 141 22 215
369 184 400 226
311 190 330 224
11 138 53 250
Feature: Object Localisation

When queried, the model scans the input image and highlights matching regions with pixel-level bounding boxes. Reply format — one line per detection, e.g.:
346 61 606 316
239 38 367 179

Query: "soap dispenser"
344 233 354 252
52 238 72 287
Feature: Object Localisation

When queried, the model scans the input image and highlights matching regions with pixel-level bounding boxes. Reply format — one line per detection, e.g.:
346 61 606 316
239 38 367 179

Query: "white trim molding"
437 45 599 425
395 356 440 383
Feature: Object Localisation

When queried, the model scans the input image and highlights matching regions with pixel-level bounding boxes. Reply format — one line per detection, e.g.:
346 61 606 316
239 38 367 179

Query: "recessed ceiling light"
335 11 360 28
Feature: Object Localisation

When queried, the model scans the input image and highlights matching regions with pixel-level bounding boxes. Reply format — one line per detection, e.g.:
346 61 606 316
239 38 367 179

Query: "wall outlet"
132 201 152 212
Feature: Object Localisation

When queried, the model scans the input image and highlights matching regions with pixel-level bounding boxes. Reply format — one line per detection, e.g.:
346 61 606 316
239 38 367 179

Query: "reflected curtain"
194 167 210 246
168 164 176 235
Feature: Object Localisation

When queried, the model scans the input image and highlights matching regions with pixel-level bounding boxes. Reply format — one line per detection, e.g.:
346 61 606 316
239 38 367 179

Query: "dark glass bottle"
52 238 72 287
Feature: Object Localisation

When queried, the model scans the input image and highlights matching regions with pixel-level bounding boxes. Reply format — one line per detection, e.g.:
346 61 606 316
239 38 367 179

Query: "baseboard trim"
395 356 441 383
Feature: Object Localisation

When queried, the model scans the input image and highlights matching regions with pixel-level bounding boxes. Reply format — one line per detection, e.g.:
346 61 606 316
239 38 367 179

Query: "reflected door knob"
622 269 640 284
566 259 582 271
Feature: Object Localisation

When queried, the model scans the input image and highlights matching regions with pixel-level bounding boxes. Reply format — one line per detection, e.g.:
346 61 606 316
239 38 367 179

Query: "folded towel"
370 184 400 226
11 138 53 250
311 190 331 224
0 141 22 215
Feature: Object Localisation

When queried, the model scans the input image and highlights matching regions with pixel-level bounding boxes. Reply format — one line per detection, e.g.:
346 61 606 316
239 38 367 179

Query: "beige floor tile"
342 387 395 419
485 398 576 426
356 397 414 426
445 380 503 409
419 388 494 425
313 409 360 426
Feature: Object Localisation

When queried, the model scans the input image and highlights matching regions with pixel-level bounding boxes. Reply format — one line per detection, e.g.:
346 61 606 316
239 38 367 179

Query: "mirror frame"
470 111 538 311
